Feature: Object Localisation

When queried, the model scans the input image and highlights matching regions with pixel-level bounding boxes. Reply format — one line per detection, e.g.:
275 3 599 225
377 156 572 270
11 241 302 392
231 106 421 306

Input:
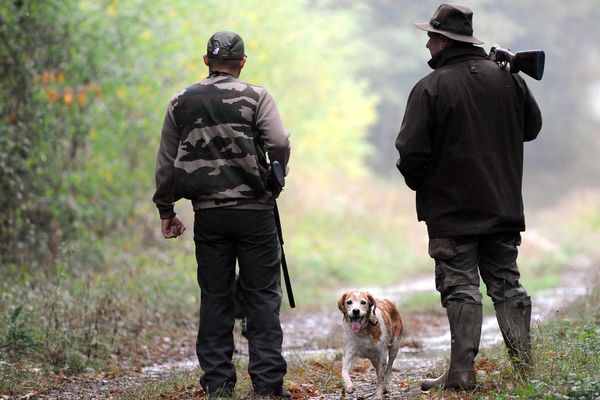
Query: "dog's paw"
345 384 355 394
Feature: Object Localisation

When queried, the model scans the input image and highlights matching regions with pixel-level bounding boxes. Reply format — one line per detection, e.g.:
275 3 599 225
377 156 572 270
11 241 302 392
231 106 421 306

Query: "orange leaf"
45 88 59 103
64 88 74 107
42 71 52 85
78 91 88 107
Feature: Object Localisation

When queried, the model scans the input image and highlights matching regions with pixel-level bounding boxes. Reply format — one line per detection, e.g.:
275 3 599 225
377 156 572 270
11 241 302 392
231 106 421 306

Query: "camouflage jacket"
153 73 291 219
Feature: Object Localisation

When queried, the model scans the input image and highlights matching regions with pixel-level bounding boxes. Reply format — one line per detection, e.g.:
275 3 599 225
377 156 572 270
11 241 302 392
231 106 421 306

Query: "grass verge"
0 235 199 397
424 279 600 400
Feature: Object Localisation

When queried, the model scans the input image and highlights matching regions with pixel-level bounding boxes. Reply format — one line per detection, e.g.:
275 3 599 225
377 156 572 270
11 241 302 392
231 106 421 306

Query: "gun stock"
490 45 545 81
514 50 545 81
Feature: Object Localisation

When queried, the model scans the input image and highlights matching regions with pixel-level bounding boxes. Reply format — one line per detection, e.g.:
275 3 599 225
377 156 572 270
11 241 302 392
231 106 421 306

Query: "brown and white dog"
337 291 403 399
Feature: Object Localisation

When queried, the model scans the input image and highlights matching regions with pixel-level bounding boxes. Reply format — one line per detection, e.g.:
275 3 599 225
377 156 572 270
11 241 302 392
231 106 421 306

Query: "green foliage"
1 0 377 270
480 324 600 399
4 306 41 355
0 0 152 267
1 0 76 266
398 291 440 312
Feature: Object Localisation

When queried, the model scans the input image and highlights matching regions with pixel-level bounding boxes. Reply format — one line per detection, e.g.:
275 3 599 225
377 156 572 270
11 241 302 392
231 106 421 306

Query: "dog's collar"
367 308 378 326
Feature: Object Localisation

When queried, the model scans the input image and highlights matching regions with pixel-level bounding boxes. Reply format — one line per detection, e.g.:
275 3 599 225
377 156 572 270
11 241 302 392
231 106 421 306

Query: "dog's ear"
367 293 376 314
337 293 348 313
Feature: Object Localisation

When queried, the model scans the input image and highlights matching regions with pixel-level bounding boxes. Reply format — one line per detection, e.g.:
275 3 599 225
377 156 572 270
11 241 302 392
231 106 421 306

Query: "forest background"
1 0 599 397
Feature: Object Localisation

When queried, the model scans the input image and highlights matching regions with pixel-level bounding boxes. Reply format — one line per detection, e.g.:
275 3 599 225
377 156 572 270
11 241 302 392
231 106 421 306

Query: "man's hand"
161 216 186 239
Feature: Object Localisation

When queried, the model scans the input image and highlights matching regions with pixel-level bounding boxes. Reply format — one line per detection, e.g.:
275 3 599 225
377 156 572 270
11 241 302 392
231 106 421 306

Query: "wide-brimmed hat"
415 3 483 45
207 31 245 60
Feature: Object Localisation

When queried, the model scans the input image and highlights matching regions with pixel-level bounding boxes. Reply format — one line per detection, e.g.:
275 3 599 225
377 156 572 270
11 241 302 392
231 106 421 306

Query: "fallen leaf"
398 379 411 387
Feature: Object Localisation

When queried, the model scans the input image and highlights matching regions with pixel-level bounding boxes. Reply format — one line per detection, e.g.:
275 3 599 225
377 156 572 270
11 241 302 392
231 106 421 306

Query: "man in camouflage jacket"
153 31 291 398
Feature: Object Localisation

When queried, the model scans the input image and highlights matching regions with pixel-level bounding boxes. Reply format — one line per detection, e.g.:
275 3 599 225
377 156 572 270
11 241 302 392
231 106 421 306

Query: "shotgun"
269 161 295 308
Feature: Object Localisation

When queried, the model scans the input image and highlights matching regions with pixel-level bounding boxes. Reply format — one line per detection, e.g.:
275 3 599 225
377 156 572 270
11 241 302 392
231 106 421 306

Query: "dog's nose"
352 309 360 316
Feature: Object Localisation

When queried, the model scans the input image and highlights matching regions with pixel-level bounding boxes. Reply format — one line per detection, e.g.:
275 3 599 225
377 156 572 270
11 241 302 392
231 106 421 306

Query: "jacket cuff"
158 207 176 220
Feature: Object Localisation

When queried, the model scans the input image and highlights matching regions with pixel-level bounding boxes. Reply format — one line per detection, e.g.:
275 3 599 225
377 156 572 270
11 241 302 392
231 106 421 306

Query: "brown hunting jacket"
395 46 542 238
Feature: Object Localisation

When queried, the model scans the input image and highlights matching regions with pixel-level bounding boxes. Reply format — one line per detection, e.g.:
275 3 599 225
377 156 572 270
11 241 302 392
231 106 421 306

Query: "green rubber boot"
495 296 533 379
422 302 482 392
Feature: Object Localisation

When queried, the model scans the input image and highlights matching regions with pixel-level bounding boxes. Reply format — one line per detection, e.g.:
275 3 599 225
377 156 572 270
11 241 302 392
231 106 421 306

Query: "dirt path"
28 309 444 400
24 263 591 400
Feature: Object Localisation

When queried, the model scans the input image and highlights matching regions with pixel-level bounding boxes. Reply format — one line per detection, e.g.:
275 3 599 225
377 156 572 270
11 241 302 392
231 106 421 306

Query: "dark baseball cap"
206 31 245 60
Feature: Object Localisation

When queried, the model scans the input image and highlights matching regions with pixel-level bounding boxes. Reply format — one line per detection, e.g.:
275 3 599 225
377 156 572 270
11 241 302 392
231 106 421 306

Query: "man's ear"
239 57 246 69
203 54 209 66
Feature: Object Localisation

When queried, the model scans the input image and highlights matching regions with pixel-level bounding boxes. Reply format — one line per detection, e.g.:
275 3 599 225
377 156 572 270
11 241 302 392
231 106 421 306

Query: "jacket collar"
428 45 488 70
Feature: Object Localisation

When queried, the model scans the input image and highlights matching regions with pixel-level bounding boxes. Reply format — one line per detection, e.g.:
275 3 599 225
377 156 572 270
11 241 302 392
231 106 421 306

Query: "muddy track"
24 267 590 400
28 309 445 400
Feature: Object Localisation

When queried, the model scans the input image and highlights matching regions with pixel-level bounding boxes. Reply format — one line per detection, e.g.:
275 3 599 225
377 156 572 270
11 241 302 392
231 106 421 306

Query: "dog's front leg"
342 352 355 394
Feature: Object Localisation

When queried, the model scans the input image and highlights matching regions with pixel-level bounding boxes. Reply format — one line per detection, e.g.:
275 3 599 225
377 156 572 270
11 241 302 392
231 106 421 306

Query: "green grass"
398 291 441 312
482 286 600 399
119 369 205 399
0 235 200 396
423 283 600 400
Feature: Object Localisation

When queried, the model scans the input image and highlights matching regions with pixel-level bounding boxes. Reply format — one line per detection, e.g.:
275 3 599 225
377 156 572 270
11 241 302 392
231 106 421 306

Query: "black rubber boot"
494 296 533 379
421 302 482 392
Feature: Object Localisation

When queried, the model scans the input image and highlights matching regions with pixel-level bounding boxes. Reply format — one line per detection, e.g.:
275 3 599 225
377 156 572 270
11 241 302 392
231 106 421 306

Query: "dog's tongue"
351 320 361 333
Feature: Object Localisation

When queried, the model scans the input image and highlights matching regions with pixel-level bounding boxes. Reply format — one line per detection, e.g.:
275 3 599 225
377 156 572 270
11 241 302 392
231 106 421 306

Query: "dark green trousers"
428 232 529 306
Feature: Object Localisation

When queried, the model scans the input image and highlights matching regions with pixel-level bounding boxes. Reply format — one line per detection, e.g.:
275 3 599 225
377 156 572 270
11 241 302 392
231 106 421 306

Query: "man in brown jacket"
395 3 542 391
